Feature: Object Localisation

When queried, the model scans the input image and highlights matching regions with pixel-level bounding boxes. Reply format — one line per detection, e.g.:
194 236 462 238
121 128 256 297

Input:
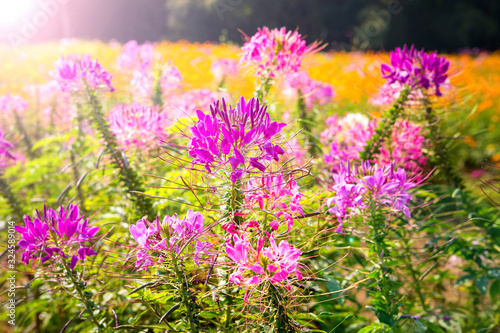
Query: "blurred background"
0 0 499 52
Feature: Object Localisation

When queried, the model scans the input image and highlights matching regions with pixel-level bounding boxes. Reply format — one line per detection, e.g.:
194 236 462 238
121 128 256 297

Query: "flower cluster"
281 71 335 109
0 94 28 123
188 96 286 182
240 26 323 77
51 55 114 92
129 210 211 270
326 162 419 233
380 44 450 97
226 233 302 302
15 204 99 269
0 129 15 169
211 58 239 81
321 114 427 174
25 81 76 129
117 40 156 71
108 103 168 151
164 88 230 120
160 64 184 95
244 173 304 231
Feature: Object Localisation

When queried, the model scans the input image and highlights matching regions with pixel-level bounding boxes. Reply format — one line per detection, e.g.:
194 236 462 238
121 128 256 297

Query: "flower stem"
360 88 410 162
85 88 155 219
423 100 463 189
164 224 199 333
0 176 24 222
63 264 102 332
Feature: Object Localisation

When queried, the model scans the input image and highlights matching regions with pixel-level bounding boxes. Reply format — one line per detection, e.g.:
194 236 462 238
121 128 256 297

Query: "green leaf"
159 302 181 324
127 281 157 296
417 319 445 333
489 280 500 301
476 276 489 296
487 269 500 279
325 277 345 306
455 274 474 286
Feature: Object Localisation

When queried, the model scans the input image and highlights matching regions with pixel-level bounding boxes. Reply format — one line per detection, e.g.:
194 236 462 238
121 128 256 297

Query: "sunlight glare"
0 0 36 26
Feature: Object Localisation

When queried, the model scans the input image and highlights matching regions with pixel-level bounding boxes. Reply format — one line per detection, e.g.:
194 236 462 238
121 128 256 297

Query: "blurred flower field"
0 32 499 333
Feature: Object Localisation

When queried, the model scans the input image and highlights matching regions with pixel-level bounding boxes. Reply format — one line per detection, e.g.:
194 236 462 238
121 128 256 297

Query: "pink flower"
129 210 211 270
51 55 114 92
25 81 76 130
240 26 324 78
117 40 157 71
226 233 302 302
0 94 28 124
108 103 169 151
245 173 303 231
188 97 286 182
379 44 451 98
326 162 421 233
0 129 15 169
281 72 335 109
160 64 183 95
211 59 238 81
321 114 426 175
15 204 99 269
163 88 230 120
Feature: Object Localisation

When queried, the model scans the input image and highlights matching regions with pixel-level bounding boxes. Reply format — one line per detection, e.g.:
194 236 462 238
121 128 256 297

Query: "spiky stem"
84 88 155 219
0 176 24 222
360 88 410 162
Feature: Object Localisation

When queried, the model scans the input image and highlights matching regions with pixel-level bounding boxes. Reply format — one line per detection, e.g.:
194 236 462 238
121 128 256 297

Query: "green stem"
85 88 155 219
63 264 102 332
360 88 410 161
270 284 291 333
0 176 24 222
255 75 273 102
13 109 35 159
165 232 199 333
224 288 232 332
424 100 463 189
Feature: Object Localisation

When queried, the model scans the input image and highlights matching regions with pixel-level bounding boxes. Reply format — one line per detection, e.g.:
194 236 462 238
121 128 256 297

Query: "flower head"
326 162 420 232
281 72 335 109
129 210 211 270
240 27 324 78
108 103 168 151
211 58 238 81
322 114 426 174
51 55 114 92
0 129 15 169
117 40 157 71
188 96 286 182
244 173 304 231
15 204 99 269
226 233 302 303
380 45 450 97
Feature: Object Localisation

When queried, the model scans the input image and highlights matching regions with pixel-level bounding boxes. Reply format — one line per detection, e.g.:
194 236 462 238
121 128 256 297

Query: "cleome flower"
0 94 28 120
244 173 304 232
51 55 114 92
188 96 286 183
379 44 450 98
0 128 15 169
129 210 211 270
226 233 302 303
15 204 99 269
281 71 335 110
108 102 169 151
326 161 420 233
240 26 324 78
321 114 427 175
211 58 239 81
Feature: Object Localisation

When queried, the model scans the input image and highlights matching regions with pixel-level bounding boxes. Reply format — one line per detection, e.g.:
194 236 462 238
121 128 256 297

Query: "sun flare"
0 0 36 26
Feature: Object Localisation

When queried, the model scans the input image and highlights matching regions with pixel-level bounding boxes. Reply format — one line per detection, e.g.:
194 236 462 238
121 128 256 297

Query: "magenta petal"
70 255 79 269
